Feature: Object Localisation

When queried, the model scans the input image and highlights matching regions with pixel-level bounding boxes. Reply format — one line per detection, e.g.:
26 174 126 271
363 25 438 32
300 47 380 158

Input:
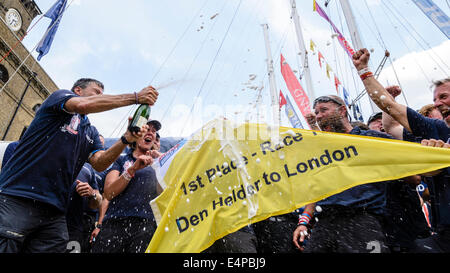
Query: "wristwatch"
121 135 132 145
95 223 102 229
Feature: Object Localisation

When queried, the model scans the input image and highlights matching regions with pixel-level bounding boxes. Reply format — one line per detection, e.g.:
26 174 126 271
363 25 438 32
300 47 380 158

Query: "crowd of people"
0 47 448 253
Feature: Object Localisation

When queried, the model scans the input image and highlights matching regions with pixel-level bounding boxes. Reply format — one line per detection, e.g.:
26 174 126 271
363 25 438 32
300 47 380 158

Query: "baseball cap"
147 119 161 131
367 112 382 125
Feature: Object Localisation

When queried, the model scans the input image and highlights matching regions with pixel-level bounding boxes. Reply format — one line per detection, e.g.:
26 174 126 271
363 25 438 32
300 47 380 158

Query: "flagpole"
339 0 380 114
262 24 281 135
0 0 73 96
290 0 316 101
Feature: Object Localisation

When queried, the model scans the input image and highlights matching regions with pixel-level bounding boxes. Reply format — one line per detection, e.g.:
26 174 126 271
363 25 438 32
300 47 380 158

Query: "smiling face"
433 81 450 126
368 118 384 132
136 124 157 152
314 101 347 133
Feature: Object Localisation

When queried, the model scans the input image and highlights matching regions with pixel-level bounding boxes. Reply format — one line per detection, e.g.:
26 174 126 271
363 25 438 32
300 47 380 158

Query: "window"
0 64 9 83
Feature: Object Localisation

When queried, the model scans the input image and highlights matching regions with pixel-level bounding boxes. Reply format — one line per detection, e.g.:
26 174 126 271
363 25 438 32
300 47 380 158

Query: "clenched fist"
137 85 159 106
352 48 371 71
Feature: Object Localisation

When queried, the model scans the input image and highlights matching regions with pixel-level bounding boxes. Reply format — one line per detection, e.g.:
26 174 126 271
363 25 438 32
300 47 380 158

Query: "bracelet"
122 169 134 181
357 67 371 76
298 212 312 226
134 92 139 104
360 71 373 81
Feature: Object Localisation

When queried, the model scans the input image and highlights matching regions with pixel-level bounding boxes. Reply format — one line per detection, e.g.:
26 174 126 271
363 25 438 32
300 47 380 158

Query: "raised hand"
132 151 154 171
385 85 402 99
124 116 149 144
352 48 371 71
137 85 159 106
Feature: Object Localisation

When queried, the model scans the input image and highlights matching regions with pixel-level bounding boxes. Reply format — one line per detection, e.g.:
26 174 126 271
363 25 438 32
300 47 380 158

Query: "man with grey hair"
352 48 450 252
0 78 158 253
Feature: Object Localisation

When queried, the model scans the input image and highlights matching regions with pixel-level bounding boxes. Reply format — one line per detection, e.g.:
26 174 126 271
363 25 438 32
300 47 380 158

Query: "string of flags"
310 39 364 122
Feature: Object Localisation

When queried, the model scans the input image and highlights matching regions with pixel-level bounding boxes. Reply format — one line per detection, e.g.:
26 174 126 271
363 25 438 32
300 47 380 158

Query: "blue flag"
284 96 304 129
36 0 68 61
342 87 351 107
413 0 450 39
353 104 364 122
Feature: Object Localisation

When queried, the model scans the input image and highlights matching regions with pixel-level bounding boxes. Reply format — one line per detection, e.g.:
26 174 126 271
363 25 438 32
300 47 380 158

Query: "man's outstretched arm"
352 48 411 132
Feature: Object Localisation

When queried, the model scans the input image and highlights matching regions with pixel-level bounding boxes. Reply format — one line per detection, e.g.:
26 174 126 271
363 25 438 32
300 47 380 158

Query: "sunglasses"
313 96 344 108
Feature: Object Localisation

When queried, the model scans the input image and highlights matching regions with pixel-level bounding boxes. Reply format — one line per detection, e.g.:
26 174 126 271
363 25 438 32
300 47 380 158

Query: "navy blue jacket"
0 90 103 212
318 127 395 215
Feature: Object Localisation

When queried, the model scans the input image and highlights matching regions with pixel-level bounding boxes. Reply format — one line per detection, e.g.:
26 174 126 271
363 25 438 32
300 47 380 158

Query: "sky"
20 0 450 138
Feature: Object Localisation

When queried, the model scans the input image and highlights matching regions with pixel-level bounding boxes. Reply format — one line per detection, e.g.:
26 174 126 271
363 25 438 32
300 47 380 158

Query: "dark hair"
71 78 104 92
351 121 369 130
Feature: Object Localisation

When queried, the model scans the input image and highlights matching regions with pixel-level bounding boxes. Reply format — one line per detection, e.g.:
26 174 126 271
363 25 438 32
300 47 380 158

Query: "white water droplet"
255 158 261 163
316 205 322 213
165 226 169 232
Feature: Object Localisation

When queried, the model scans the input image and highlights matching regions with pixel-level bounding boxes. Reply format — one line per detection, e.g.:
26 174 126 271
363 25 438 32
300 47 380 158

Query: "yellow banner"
147 119 450 253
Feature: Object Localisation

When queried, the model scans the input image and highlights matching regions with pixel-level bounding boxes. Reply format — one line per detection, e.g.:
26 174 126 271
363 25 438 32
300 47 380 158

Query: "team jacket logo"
123 160 133 171
61 115 80 135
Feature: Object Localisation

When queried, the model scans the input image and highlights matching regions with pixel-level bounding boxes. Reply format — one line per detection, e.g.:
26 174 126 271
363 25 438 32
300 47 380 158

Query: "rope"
362 0 410 106
0 6 47 64
382 0 449 73
379 3 432 85
158 0 230 126
180 0 244 136
202 0 265 106
0 0 75 96
109 0 211 137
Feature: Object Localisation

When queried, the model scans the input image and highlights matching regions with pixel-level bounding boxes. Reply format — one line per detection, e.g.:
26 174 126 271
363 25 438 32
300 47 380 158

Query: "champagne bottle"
128 104 151 134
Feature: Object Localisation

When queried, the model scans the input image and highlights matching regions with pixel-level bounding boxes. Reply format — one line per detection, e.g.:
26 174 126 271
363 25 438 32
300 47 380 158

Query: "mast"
262 24 281 134
290 0 316 101
339 0 380 114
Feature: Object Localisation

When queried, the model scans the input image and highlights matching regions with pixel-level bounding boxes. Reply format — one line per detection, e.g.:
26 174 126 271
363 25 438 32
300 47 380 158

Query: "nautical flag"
318 51 325 68
36 0 68 61
353 104 364 122
279 90 287 109
313 0 355 57
326 63 332 79
284 95 305 129
412 0 450 39
334 75 341 93
280 54 312 117
310 39 316 51
342 86 351 107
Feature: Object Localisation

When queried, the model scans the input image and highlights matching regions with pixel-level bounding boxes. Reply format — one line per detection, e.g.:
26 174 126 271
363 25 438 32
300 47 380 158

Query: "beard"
438 105 450 127
438 105 449 119
317 110 347 133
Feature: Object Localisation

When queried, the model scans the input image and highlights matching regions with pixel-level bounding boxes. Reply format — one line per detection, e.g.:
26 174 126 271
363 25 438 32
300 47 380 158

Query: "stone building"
0 0 58 141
